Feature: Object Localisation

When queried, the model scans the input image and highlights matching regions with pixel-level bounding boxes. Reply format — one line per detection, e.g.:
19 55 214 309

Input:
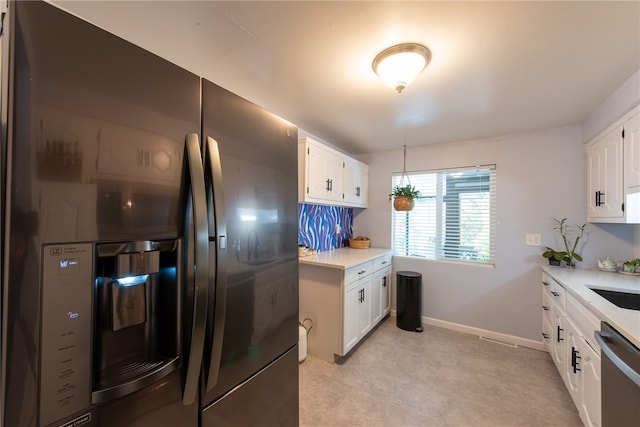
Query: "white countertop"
299 247 392 269
540 264 640 348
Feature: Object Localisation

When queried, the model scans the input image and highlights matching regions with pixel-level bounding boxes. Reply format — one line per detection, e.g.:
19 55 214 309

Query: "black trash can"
396 271 423 332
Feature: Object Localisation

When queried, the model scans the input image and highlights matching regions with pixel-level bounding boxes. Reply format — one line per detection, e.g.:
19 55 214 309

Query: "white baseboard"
390 310 546 351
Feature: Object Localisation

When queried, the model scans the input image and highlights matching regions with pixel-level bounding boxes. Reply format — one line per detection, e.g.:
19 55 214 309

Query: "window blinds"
391 165 496 265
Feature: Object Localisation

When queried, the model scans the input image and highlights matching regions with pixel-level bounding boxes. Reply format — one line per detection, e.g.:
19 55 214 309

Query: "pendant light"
372 43 431 93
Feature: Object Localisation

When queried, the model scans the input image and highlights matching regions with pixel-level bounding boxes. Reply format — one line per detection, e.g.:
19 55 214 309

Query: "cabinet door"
381 266 391 316
343 282 361 354
357 276 373 338
587 142 603 219
306 142 343 203
552 309 567 376
579 341 601 427
371 270 382 325
564 320 581 405
343 158 368 207
624 111 640 193
587 129 624 221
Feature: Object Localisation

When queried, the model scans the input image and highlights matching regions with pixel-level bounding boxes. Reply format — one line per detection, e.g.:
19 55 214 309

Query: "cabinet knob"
541 332 550 340
541 305 549 311
551 291 560 297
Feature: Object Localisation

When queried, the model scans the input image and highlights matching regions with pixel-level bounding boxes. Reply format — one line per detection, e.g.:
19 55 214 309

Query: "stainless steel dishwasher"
594 322 640 427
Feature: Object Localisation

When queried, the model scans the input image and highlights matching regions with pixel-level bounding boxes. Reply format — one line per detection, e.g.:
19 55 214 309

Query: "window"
391 165 496 265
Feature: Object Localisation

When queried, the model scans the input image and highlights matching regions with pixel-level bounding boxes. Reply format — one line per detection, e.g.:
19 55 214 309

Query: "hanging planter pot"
393 195 415 211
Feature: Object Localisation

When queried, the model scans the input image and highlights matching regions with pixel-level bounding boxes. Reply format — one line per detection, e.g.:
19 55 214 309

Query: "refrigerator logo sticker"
67 311 79 319
59 259 79 269
50 247 62 256
59 412 91 427
58 258 80 274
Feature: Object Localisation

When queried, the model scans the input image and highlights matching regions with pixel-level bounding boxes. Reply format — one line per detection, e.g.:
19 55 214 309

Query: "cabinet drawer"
345 261 373 284
542 273 566 311
567 294 601 354
373 254 392 271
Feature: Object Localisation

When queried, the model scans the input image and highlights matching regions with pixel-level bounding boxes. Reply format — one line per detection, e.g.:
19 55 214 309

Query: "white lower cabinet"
299 251 392 362
371 255 392 325
541 272 601 427
343 273 372 355
578 339 601 427
541 290 553 351
542 273 567 374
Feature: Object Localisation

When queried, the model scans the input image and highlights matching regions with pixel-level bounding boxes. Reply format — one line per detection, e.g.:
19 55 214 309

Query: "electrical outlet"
335 224 341 234
525 233 541 246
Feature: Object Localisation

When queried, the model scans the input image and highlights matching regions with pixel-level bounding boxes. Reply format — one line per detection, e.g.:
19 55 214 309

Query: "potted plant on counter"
542 247 565 266
622 258 640 274
543 217 587 267
389 184 420 211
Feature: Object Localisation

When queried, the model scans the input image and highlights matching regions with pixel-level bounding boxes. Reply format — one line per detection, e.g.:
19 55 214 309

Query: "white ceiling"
53 1 640 155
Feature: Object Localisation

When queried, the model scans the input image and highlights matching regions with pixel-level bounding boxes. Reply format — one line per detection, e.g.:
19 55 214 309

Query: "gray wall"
354 69 639 343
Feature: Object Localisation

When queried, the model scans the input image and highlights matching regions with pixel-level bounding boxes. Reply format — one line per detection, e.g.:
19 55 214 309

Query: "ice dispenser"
111 250 159 331
93 240 181 403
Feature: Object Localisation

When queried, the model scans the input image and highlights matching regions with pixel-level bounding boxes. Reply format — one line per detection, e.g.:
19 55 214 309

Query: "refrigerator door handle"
204 136 228 391
183 133 210 405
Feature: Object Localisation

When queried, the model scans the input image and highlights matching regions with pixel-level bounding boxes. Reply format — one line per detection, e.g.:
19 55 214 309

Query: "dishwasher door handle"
595 330 640 387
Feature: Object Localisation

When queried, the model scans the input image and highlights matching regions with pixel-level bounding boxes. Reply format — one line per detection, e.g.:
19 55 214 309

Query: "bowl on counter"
597 257 618 272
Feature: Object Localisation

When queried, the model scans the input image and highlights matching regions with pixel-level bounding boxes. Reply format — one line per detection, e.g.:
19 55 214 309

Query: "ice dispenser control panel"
40 244 92 426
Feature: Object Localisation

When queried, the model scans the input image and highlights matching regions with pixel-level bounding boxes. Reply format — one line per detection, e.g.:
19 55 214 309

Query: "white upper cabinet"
303 140 343 204
624 111 640 192
587 127 624 221
343 157 369 207
298 136 369 208
587 106 639 223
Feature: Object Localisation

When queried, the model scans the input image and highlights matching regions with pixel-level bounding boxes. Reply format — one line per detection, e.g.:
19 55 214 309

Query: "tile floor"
299 317 583 427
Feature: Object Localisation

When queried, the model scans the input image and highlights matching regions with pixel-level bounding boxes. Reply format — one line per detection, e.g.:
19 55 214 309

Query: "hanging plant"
389 145 420 211
389 184 420 211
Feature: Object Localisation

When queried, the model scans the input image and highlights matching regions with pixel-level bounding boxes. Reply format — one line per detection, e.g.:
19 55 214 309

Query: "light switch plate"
525 233 541 246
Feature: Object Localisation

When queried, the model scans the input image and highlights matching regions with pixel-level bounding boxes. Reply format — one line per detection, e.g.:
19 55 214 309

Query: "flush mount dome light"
372 43 431 93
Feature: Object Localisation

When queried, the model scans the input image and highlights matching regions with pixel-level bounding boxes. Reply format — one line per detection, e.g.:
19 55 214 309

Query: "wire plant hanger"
390 145 420 211
399 144 411 188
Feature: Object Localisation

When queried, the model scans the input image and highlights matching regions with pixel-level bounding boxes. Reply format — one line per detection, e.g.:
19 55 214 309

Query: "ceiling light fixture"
372 43 431 93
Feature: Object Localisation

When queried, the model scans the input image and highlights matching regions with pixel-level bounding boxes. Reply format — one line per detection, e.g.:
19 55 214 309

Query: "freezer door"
200 80 299 414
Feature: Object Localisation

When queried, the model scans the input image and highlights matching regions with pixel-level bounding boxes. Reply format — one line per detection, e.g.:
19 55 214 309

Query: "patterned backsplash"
298 203 353 251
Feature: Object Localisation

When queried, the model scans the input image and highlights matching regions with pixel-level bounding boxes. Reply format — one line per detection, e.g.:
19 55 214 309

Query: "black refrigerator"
0 2 299 426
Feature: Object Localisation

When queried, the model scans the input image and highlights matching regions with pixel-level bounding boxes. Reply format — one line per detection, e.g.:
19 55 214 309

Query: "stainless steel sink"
589 288 640 311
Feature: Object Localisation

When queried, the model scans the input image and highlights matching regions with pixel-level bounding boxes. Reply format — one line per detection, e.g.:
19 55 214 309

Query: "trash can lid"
396 271 422 278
